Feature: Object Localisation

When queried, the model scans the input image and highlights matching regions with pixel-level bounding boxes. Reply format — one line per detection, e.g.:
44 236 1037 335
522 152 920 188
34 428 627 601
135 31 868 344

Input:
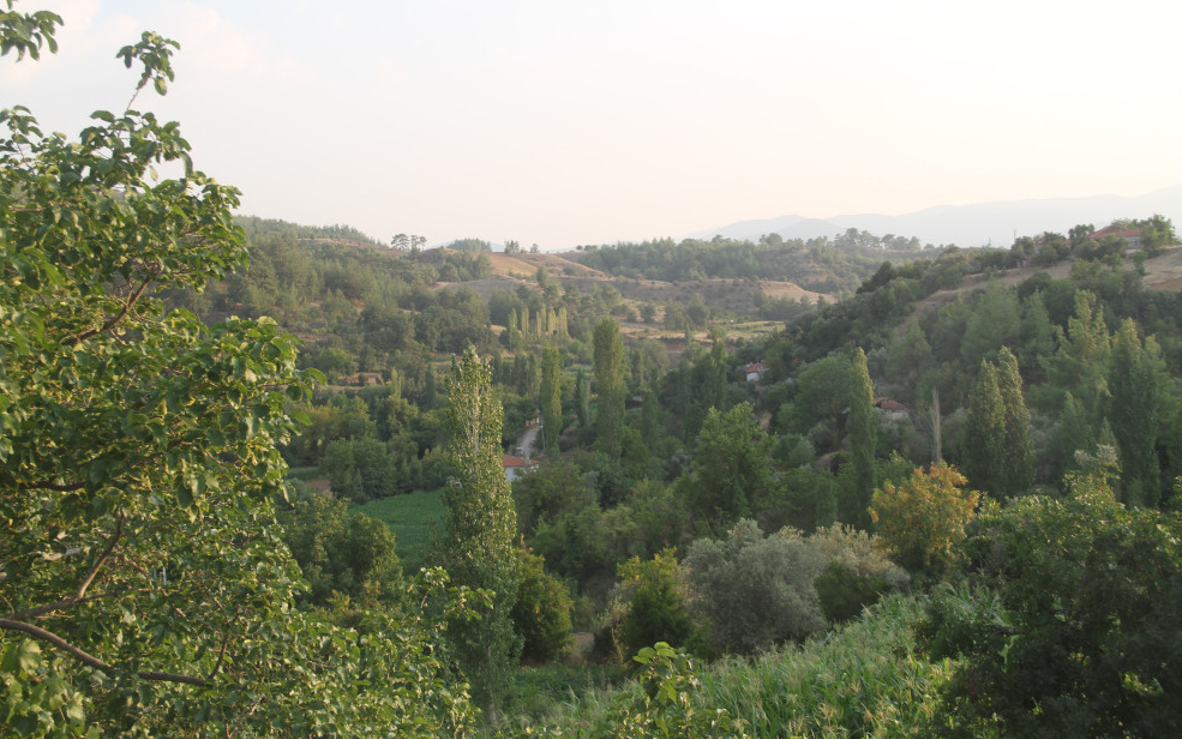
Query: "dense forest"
4 8 1181 738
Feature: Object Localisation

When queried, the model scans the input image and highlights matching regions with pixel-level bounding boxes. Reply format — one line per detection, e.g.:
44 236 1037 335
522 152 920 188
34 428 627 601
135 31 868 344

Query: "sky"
3 0 1180 251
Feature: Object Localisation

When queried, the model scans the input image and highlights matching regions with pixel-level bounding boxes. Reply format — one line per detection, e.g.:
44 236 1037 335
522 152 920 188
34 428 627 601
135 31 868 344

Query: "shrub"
513 546 574 663
919 479 1182 737
683 520 826 654
604 551 695 664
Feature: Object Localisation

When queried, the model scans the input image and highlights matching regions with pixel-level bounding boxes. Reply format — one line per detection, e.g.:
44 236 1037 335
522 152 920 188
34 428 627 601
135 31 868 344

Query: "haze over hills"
691 187 1182 248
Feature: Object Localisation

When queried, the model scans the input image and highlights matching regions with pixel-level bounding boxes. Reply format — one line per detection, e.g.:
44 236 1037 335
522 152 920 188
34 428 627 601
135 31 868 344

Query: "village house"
744 361 764 383
502 454 539 483
1088 224 1142 250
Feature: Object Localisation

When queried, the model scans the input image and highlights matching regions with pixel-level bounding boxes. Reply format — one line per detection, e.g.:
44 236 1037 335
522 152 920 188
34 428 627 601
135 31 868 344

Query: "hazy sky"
3 0 1179 250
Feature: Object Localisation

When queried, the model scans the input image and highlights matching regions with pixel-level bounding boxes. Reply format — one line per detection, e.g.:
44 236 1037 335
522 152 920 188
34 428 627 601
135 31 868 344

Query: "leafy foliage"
277 493 402 608
681 402 772 530
870 464 980 572
683 520 826 654
593 318 625 458
0 16 476 736
920 480 1182 737
512 546 574 664
608 551 695 663
440 346 522 720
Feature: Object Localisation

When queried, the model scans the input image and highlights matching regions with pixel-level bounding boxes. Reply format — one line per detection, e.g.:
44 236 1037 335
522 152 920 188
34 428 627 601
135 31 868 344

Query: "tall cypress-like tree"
844 347 878 527
440 346 521 723
995 347 1034 496
964 359 1005 496
593 317 625 458
575 367 590 429
1107 319 1163 506
964 348 1033 497
540 343 562 457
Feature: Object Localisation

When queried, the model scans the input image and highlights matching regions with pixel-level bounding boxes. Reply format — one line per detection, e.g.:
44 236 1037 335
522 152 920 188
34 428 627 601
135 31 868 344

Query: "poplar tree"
594 317 626 457
575 368 590 429
995 347 1035 496
540 343 562 457
440 346 521 722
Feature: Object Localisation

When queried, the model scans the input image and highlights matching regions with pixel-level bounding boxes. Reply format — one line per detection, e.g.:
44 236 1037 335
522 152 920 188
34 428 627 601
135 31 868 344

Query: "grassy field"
354 489 446 573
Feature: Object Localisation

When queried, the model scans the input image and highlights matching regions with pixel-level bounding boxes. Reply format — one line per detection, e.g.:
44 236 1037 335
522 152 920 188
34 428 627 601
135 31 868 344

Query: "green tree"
960 282 1021 368
921 476 1182 737
994 347 1034 496
1135 214 1176 256
886 321 934 405
540 343 562 457
575 367 590 430
683 520 826 655
594 317 626 458
511 545 573 663
612 551 695 662
439 346 521 723
843 347 878 527
1044 290 1111 423
278 494 403 608
318 436 397 502
682 402 772 531
781 354 848 450
1107 319 1164 506
962 348 1032 497
962 358 1005 494
870 464 980 573
0 18 474 736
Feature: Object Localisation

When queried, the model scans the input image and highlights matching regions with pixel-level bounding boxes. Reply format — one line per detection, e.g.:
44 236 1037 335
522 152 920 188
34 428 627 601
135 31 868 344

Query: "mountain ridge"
692 186 1182 248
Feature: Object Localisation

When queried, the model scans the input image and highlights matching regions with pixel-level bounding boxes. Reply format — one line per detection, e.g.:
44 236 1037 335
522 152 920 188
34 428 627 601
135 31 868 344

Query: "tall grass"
696 594 953 738
354 489 445 573
505 594 952 738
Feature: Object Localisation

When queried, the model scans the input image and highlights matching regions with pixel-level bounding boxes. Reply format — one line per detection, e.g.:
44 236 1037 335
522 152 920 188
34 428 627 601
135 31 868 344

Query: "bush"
277 493 403 608
919 479 1182 738
683 520 826 654
814 561 890 623
513 547 574 663
604 551 695 664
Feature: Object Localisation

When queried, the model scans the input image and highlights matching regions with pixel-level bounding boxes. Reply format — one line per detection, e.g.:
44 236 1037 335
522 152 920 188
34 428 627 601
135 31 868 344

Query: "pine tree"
439 346 521 723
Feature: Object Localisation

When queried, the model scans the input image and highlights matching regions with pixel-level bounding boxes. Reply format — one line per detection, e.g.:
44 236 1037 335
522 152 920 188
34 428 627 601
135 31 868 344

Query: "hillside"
440 249 834 321
900 243 1182 334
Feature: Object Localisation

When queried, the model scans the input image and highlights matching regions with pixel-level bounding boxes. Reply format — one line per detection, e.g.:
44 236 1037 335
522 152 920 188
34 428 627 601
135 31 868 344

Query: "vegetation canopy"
0 9 475 736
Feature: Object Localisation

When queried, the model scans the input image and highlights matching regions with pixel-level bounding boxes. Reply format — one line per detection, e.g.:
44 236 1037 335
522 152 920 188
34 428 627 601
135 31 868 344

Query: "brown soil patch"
484 252 608 278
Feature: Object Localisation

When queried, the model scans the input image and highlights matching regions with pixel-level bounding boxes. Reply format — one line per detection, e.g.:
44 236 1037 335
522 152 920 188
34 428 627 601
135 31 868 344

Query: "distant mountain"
693 187 1182 248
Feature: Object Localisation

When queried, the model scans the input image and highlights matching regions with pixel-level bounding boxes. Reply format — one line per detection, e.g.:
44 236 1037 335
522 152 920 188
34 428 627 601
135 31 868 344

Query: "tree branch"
7 513 123 621
63 274 155 346
0 618 208 687
0 618 111 671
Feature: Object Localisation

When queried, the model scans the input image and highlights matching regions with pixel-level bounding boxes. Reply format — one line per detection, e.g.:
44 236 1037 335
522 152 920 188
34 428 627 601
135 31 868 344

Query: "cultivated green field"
354 489 446 573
